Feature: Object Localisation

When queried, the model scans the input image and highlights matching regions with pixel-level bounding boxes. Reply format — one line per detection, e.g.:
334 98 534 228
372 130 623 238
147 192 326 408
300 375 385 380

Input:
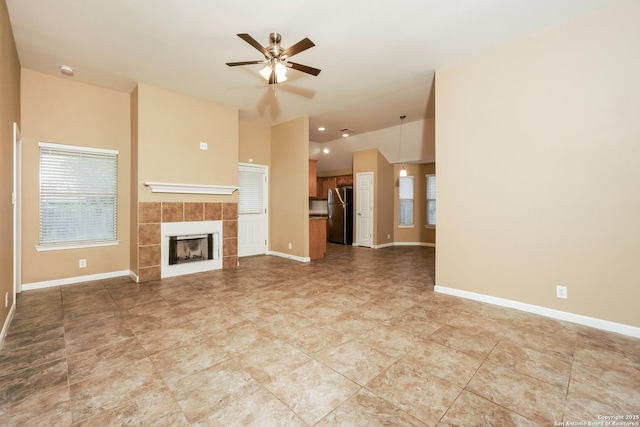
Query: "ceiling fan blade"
226 60 264 67
287 62 322 76
283 38 315 58
237 33 272 58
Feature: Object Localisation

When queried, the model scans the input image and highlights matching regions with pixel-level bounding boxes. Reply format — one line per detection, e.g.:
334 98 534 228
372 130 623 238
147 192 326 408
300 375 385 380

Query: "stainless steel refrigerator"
328 186 353 245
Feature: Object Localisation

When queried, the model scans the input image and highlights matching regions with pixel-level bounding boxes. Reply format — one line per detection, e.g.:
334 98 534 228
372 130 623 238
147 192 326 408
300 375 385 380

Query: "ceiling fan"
226 33 321 84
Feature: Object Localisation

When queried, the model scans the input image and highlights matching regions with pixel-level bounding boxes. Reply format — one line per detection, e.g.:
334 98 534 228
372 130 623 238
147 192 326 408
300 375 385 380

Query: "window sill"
398 225 415 229
424 225 436 229
36 241 120 252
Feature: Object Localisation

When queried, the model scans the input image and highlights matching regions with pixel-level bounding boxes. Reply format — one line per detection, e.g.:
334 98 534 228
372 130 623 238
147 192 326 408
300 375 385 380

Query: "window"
39 142 118 249
426 174 436 226
399 176 414 226
238 168 264 214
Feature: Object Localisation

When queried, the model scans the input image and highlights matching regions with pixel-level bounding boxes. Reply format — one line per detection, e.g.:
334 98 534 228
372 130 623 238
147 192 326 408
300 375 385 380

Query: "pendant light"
398 115 407 177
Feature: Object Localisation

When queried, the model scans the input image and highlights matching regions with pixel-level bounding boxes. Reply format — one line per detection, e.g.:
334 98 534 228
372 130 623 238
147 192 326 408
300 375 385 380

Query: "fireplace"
169 234 213 265
161 221 222 278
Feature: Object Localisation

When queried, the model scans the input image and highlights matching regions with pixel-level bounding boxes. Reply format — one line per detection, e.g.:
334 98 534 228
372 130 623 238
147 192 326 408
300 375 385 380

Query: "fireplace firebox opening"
168 233 216 265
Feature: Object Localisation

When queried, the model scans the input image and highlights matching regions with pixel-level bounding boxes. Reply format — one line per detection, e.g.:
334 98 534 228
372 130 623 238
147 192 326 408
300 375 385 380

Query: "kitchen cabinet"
320 177 336 199
309 160 318 197
336 175 353 186
315 174 353 199
309 217 327 260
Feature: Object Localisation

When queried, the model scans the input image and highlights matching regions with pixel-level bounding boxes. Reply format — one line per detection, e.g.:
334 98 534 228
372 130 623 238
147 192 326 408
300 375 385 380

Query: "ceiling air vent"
340 128 355 137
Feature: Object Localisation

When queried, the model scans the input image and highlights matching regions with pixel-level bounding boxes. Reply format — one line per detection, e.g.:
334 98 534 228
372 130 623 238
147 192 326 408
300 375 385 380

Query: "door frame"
13 122 22 300
355 171 374 247
237 162 269 257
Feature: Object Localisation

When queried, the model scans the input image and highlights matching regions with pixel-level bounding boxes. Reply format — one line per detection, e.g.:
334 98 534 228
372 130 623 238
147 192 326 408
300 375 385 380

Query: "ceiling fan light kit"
226 32 321 85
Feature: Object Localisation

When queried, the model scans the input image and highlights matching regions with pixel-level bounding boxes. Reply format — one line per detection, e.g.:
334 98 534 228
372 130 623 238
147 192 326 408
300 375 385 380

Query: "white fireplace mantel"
144 181 237 195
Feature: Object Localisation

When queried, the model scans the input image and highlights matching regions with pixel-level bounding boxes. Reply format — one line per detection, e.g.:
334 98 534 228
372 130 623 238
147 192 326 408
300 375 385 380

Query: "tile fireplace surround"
137 202 238 282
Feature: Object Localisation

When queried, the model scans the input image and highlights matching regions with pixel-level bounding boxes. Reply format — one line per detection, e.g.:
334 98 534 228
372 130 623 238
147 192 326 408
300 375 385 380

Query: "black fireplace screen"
168 234 214 265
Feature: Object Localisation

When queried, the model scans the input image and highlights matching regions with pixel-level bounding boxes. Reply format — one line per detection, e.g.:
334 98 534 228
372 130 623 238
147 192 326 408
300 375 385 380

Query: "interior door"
356 172 373 247
238 164 268 257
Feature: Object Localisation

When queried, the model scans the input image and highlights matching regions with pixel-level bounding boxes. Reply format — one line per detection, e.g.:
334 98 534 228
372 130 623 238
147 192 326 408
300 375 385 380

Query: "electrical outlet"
288 243 292 250
387 234 391 239
79 259 87 268
199 142 208 150
556 285 568 299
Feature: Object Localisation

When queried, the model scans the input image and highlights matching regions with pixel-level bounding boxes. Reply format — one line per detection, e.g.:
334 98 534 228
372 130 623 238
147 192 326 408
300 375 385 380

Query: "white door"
238 164 268 257
356 172 373 247
13 123 22 298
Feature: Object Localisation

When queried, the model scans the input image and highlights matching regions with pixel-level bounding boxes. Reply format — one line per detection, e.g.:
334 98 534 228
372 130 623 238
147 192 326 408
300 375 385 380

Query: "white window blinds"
238 169 264 214
426 174 436 226
399 176 414 226
39 143 118 246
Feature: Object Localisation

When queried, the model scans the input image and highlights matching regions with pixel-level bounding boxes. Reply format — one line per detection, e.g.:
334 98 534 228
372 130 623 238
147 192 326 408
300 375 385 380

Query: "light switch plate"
199 142 208 150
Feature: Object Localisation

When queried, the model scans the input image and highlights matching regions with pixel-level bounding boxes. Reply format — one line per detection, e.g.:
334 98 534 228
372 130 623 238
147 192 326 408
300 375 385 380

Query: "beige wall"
135 84 238 204
239 120 270 166
376 150 394 246
436 0 640 327
270 117 309 257
394 163 436 245
1 0 20 327
353 148 395 247
20 69 131 284
131 84 240 280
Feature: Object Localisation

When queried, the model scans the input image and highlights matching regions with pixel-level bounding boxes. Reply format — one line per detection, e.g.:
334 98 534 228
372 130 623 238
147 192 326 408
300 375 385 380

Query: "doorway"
355 172 373 247
238 163 269 257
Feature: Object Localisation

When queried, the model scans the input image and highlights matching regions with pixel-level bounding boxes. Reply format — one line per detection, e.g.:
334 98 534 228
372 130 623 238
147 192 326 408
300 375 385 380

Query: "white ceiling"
6 0 614 145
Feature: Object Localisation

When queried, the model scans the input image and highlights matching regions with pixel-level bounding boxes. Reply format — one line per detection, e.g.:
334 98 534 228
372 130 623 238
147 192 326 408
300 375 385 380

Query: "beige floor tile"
407 339 483 388
427 324 500 360
200 387 306 426
466 360 565 425
69 357 167 424
567 359 640 415
0 358 68 407
315 339 398 386
356 324 420 358
366 357 462 425
235 337 311 385
438 390 539 427
488 340 572 388
170 358 261 423
266 359 360 425
67 337 147 383
317 388 427 426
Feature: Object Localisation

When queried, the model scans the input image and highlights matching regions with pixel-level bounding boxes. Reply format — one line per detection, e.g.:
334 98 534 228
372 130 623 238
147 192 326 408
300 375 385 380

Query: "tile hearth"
1 245 639 425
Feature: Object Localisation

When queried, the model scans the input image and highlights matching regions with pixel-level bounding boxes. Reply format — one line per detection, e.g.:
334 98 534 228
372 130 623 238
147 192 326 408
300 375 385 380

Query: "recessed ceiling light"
59 65 74 76
342 133 349 138
318 127 325 131
323 148 330 154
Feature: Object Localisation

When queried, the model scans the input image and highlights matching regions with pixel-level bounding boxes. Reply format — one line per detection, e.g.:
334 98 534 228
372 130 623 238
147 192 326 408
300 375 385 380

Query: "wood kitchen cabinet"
336 175 353 186
320 177 336 199
309 217 327 260
315 174 353 199
309 160 318 197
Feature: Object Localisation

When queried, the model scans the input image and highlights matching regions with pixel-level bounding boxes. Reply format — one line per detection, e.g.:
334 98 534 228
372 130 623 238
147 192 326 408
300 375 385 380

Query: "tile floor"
1 245 639 426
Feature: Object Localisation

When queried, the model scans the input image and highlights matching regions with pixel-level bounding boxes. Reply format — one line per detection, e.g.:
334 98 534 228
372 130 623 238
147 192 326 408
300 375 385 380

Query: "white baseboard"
372 242 436 249
22 270 132 291
267 251 310 263
373 242 394 249
393 242 436 248
129 270 140 283
0 302 16 351
434 285 640 339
